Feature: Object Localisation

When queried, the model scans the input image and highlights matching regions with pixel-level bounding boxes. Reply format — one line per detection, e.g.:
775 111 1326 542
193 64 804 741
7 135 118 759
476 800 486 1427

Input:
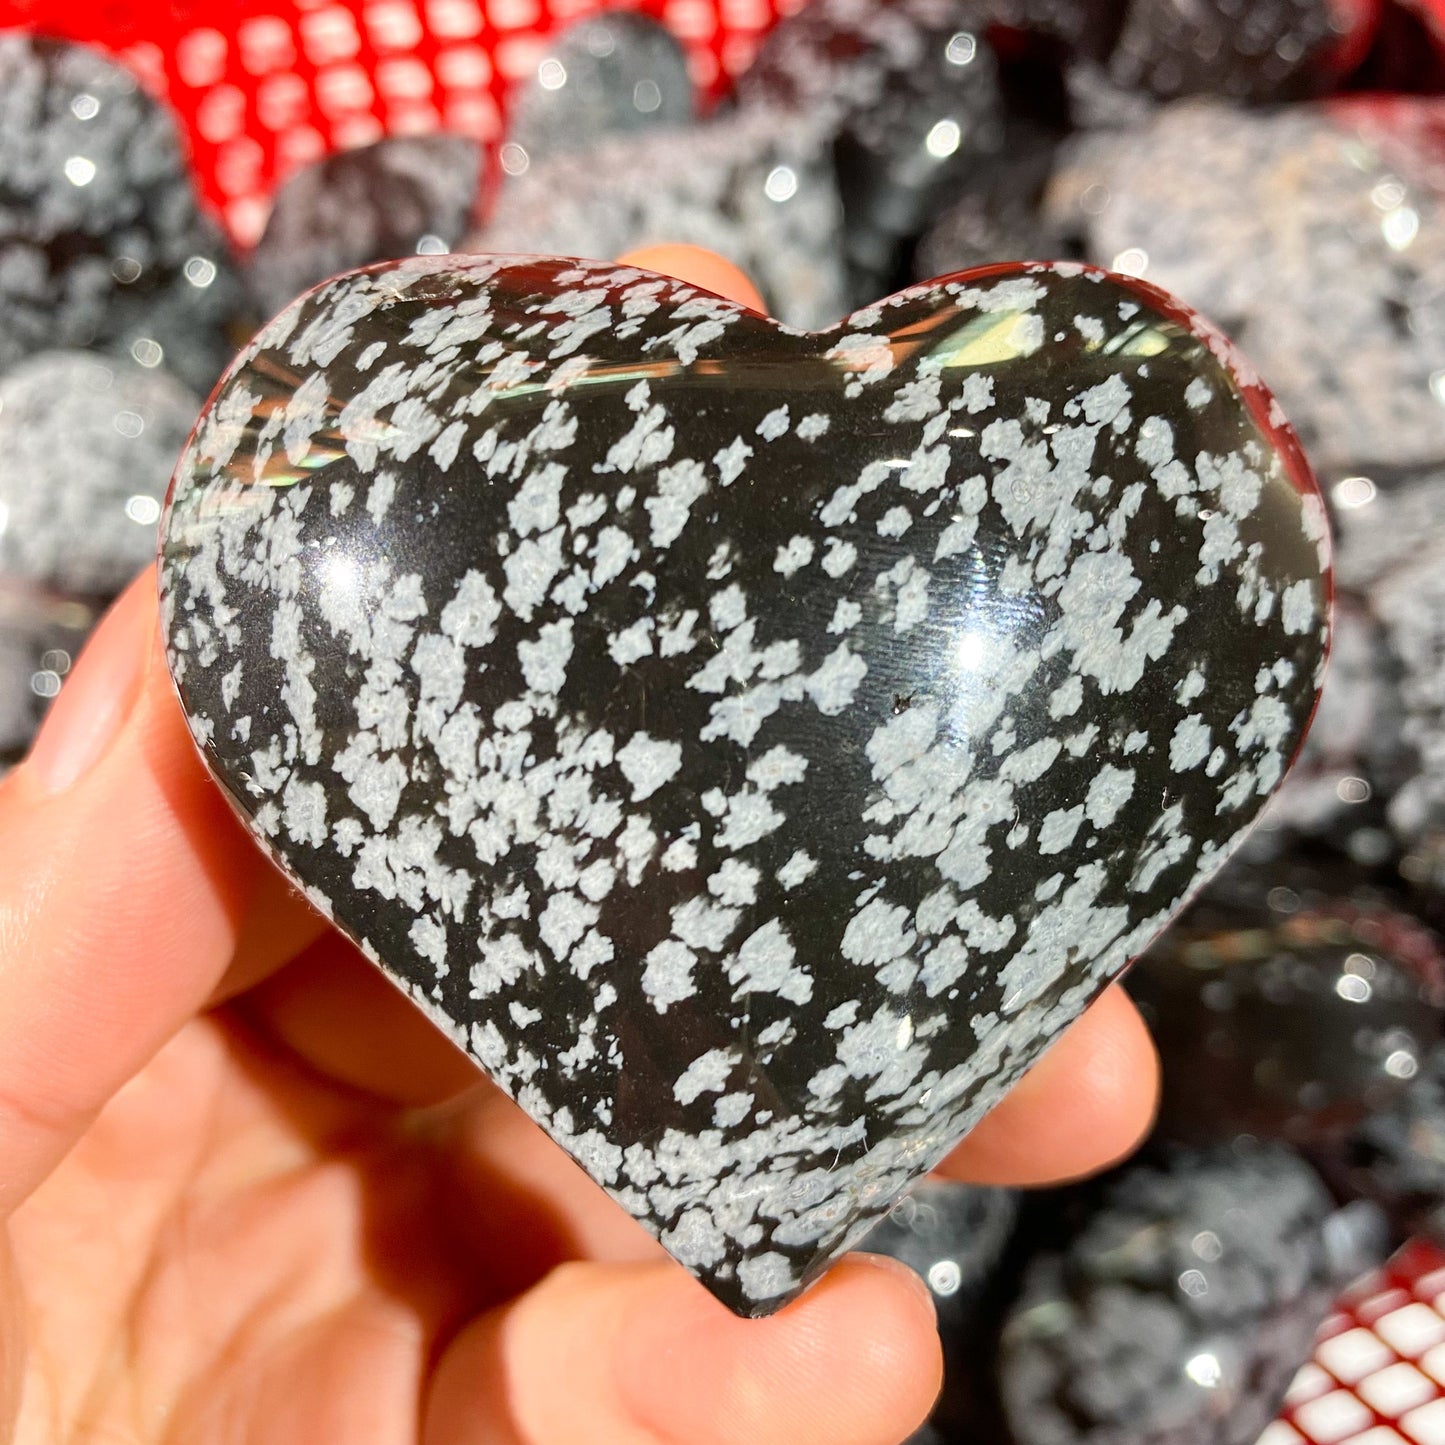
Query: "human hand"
0 247 1160 1445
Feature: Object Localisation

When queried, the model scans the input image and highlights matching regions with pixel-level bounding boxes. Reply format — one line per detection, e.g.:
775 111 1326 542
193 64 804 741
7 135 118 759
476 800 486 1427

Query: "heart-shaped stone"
158 255 1330 1316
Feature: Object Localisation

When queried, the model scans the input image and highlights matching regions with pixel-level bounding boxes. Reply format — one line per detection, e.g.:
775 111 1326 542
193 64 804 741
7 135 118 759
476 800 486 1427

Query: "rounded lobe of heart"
158 253 1330 1317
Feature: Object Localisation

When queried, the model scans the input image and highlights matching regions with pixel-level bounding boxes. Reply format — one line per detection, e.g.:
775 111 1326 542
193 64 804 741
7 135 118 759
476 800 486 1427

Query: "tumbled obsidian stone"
832 22 1007 301
1044 99 1445 477
472 109 848 329
735 0 1118 121
998 1143 1381 1445
504 12 694 173
732 0 1064 304
1249 597 1401 862
1342 1041 1445 1244
1126 857 1445 1147
159 255 1328 1316
247 136 487 322
0 350 200 597
0 32 246 394
1104 0 1362 102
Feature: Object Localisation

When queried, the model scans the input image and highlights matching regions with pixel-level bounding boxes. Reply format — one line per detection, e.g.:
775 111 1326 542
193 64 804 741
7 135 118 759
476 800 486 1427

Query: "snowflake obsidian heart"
158 255 1330 1316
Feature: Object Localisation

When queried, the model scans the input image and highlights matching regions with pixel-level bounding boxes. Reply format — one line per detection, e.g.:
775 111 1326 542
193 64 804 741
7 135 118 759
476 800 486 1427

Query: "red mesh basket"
0 0 796 243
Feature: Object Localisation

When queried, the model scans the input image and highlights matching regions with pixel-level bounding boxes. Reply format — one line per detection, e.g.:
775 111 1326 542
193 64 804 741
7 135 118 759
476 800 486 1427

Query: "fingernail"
26 578 154 795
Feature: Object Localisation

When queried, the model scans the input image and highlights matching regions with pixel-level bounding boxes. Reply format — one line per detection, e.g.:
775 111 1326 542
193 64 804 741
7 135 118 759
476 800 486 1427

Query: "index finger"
0 572 325 1215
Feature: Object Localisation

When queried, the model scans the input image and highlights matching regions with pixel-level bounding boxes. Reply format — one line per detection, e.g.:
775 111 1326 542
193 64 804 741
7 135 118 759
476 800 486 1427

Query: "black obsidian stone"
0 32 247 395
832 22 1008 302
734 0 1119 122
0 349 201 597
1342 1041 1445 1245
913 130 1075 281
159 255 1328 1316
998 1143 1382 1445
1127 857 1445 1147
246 135 487 322
1103 0 1356 102
503 12 695 173
731 0 1021 304
468 107 850 329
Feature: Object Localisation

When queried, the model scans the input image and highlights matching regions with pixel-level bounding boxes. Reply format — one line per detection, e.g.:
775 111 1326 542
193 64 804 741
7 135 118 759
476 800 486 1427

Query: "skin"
0 246 1159 1445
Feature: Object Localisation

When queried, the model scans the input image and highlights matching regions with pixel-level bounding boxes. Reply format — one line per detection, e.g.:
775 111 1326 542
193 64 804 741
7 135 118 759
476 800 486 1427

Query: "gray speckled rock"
1044 100 1445 477
247 135 486 322
913 132 1073 281
504 12 694 170
0 350 201 597
1368 513 1445 858
0 33 247 394
1105 0 1352 102
470 107 848 329
1331 468 1445 594
159 255 1328 1317
1327 467 1445 860
735 0 1117 124
999 1145 1373 1445
1253 597 1398 846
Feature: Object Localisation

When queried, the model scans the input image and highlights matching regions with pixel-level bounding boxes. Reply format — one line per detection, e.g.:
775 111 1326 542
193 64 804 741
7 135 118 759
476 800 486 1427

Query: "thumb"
424 1255 941 1445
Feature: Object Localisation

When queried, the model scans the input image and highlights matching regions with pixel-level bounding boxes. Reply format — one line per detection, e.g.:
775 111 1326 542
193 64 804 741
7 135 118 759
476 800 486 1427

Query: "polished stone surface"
1105 0 1359 101
247 136 486 321
1127 858 1445 1146
0 350 200 597
999 1143 1382 1445
160 255 1329 1316
833 19 1007 300
0 33 247 395
1044 100 1445 478
472 107 848 329
913 131 1072 281
1250 598 1394 851
735 0 1116 124
734 0 1011 301
504 12 694 172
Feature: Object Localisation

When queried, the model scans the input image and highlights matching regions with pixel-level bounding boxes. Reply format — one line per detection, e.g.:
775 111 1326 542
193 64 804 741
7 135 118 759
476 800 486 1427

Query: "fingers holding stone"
424 1255 941 1445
